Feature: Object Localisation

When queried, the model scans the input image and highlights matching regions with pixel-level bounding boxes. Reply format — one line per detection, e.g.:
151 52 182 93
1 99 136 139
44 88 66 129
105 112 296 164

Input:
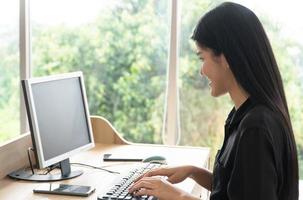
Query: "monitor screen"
22 71 94 169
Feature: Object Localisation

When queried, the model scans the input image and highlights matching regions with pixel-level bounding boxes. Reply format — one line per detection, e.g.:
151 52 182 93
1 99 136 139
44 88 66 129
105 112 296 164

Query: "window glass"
31 0 170 143
179 0 303 177
0 1 20 143
179 0 231 165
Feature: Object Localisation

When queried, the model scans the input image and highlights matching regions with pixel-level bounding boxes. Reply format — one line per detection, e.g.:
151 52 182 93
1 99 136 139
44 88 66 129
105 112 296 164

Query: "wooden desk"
0 143 209 199
0 116 210 199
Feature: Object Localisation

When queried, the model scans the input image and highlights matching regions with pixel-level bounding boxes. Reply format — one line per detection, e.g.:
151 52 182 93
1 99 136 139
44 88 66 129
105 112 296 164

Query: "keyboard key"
124 196 132 200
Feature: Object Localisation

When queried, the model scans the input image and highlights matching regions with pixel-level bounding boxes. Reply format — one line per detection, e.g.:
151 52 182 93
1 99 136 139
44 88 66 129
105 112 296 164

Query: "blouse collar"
225 98 255 129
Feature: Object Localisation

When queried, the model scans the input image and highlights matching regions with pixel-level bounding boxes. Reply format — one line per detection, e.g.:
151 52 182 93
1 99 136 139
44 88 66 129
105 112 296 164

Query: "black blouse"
210 98 287 200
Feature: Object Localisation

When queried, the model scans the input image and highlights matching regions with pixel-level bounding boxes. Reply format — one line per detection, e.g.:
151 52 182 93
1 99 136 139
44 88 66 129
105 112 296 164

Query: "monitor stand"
8 158 83 182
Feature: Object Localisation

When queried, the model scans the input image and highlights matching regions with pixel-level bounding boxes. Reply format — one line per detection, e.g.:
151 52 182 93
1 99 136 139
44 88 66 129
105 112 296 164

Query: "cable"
43 163 60 175
27 147 35 175
25 147 119 175
26 147 54 175
71 162 120 174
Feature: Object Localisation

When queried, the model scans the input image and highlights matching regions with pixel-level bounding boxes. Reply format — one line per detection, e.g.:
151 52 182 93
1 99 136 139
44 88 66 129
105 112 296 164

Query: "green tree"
32 0 169 143
0 28 19 141
2 0 303 178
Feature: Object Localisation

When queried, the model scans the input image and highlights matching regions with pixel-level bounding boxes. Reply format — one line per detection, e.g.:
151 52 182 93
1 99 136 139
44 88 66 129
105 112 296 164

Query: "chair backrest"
90 115 129 144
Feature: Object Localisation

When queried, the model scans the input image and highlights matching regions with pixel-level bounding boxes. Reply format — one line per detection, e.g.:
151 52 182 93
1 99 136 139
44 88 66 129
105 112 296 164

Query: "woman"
129 2 298 200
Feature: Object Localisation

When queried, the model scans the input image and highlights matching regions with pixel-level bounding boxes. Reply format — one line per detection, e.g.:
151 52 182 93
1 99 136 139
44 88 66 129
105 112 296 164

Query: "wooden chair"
90 115 129 144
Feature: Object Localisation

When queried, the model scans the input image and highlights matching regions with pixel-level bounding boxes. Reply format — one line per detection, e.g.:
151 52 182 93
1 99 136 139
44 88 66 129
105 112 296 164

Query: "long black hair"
192 2 298 199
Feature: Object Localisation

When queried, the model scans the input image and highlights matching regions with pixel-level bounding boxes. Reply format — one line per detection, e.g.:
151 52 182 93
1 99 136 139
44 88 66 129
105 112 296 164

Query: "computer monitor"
9 71 95 181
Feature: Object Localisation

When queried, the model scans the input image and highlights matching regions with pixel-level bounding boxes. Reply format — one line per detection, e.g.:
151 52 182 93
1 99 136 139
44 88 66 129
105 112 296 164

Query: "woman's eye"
199 57 204 61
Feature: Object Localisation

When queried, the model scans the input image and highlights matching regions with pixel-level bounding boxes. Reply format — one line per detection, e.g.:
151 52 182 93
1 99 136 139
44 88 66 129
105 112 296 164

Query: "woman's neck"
229 83 249 110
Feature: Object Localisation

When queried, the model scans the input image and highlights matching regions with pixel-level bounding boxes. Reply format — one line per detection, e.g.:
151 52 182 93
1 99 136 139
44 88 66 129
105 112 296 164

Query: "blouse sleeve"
227 127 278 200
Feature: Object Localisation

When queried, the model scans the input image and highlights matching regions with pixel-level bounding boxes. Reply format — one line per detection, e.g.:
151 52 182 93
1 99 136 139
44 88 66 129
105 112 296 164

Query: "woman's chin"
211 89 227 97
210 89 217 97
211 92 219 97
210 87 223 97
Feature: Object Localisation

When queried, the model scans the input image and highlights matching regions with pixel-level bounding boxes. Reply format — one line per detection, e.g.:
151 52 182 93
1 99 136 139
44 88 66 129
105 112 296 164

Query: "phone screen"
33 183 95 197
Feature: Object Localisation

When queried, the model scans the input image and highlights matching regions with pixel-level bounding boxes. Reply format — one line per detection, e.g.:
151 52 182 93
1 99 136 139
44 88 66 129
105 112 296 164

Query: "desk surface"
0 143 210 200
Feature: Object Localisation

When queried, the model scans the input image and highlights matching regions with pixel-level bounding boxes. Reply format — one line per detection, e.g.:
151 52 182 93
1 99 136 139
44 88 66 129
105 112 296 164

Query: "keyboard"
98 163 161 200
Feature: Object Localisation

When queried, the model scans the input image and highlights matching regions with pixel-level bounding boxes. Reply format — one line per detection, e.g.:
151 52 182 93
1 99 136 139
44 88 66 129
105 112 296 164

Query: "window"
179 0 303 177
31 0 170 143
179 0 232 150
0 1 19 142
1 0 303 180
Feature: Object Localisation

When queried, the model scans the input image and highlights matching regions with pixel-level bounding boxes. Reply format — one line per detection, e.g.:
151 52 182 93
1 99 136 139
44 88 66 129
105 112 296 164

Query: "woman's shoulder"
240 104 282 131
237 104 285 145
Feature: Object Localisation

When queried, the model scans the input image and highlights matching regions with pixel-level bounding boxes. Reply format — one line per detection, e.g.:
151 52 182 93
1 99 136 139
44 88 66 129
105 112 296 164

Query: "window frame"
163 0 181 145
20 0 31 134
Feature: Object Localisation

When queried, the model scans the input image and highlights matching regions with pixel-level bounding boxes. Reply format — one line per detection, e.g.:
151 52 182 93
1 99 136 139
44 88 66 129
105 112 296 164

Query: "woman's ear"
220 54 230 69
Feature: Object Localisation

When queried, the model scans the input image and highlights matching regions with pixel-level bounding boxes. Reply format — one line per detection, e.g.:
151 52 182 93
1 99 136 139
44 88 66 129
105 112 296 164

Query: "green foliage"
0 28 19 140
1 0 303 177
31 0 169 143
178 1 303 172
0 99 19 141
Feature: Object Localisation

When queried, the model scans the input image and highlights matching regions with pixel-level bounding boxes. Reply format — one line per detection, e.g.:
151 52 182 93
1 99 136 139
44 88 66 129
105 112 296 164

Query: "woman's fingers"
134 167 170 182
129 176 186 200
129 176 166 194
129 179 155 193
133 188 154 196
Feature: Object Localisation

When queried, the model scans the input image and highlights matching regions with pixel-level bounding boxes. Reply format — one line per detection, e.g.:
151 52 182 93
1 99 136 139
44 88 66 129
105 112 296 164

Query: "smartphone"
33 183 95 197
103 153 143 162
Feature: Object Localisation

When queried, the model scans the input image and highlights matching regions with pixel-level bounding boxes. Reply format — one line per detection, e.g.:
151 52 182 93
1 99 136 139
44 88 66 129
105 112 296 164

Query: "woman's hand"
128 176 187 200
136 165 194 184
